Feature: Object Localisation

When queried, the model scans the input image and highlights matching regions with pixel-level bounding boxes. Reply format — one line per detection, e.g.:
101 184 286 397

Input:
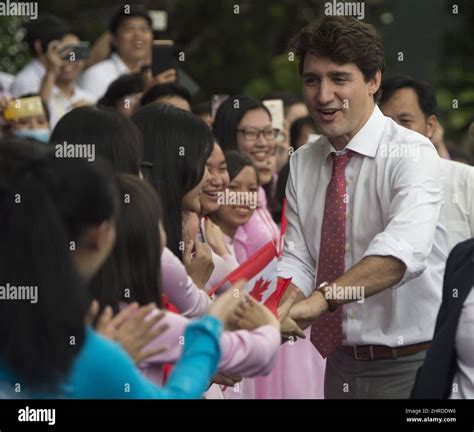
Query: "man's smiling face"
302 53 380 149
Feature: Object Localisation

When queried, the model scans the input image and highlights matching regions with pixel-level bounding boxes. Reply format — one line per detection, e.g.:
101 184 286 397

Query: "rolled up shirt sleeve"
363 141 442 287
277 158 316 297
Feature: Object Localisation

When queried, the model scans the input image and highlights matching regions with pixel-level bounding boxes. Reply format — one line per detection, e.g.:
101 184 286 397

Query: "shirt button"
345 244 351 252
350 312 357 319
346 178 351 185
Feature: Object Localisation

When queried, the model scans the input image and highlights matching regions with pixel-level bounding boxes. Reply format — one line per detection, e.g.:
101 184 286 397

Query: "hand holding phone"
151 40 176 76
62 42 90 61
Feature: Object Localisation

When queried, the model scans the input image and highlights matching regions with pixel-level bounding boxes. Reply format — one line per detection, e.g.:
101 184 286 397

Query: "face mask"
14 128 50 143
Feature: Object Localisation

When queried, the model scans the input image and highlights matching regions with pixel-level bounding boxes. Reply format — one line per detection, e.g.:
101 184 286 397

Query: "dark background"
0 0 473 143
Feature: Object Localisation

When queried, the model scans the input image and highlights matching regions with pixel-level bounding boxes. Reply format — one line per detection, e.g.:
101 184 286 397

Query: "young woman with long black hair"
0 139 242 399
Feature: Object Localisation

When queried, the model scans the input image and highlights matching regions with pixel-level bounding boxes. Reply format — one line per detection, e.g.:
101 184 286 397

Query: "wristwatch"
316 281 339 312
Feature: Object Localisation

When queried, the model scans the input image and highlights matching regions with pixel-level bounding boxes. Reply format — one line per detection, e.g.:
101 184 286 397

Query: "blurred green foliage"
0 16 29 73
0 0 472 142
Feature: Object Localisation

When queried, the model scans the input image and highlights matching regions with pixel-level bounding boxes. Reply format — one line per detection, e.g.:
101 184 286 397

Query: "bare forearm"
290 255 406 327
279 282 306 305
39 71 56 102
331 255 406 306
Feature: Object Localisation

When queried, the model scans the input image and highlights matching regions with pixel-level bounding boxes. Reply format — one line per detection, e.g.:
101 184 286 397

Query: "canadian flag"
208 241 291 317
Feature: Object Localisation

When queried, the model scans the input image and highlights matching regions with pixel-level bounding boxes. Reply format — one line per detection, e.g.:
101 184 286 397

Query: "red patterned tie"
310 150 354 358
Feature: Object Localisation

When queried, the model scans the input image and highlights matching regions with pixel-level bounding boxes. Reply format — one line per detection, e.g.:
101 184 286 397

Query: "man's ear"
110 34 118 51
33 39 43 56
368 70 382 97
426 115 438 140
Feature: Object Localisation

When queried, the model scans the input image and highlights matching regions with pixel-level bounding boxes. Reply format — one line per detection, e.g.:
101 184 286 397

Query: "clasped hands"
277 287 330 341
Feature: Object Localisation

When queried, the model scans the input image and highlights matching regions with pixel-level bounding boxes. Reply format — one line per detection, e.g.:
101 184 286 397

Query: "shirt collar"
111 52 131 74
321 105 387 164
31 59 46 77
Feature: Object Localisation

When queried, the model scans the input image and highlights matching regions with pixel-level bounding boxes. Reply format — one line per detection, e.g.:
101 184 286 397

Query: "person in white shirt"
78 5 175 100
277 16 449 399
0 72 14 93
38 33 95 129
10 14 72 98
379 76 474 252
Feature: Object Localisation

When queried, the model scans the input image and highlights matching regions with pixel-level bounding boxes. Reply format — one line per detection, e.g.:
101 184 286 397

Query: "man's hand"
290 291 329 330
45 40 69 76
142 66 177 92
211 372 242 387
277 285 306 340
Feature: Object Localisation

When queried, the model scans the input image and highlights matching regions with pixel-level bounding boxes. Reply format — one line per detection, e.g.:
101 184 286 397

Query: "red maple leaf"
249 277 271 302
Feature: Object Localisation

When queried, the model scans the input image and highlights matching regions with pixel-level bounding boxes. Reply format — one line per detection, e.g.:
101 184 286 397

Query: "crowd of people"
0 6 472 400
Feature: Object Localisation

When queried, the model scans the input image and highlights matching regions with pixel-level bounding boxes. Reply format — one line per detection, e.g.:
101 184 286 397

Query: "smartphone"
151 40 176 76
3 96 44 121
211 94 229 120
62 42 90 61
263 99 284 132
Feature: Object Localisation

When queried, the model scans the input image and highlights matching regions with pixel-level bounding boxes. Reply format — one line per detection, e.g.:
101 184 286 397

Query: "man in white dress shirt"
10 14 72 98
379 76 474 252
277 16 449 398
78 5 176 100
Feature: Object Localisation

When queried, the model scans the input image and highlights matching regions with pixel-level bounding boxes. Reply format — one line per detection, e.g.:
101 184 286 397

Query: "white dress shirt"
47 85 95 129
10 59 45 97
278 105 449 346
440 159 474 251
450 288 474 399
78 53 131 100
0 72 14 93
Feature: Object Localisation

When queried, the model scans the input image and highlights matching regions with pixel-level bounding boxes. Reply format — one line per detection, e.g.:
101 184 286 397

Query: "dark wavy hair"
291 16 385 89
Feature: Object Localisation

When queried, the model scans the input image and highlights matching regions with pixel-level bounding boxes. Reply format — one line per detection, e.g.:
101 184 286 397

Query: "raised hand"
183 238 215 289
113 304 169 364
232 296 279 331
142 66 177 93
207 280 247 330
204 217 228 257
89 301 169 364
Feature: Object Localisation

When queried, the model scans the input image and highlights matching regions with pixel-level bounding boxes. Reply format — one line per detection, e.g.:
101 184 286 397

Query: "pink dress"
233 187 280 262
160 247 211 318
231 187 326 399
197 217 240 293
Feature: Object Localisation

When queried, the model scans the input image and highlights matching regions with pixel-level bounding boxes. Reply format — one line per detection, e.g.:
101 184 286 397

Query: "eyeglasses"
237 127 279 142
276 131 287 143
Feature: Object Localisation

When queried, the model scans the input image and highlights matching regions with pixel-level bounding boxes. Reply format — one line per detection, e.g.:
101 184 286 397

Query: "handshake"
277 284 330 341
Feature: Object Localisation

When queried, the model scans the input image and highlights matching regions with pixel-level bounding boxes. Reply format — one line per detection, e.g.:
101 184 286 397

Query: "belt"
340 341 431 360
